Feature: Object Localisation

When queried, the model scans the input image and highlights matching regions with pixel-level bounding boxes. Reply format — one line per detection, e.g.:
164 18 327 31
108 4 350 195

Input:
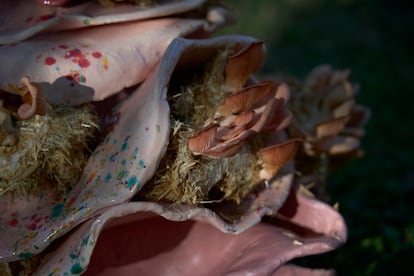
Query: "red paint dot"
44 57 56 66
8 219 18 227
65 49 82 59
58 44 68 49
78 58 90 68
38 14 55 22
92 51 102 58
27 224 37 231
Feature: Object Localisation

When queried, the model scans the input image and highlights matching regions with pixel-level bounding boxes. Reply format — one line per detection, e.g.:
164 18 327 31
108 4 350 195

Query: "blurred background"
219 0 414 274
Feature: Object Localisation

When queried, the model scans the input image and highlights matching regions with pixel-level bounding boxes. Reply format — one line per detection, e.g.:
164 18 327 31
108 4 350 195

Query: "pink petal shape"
0 0 212 44
0 18 209 105
29 186 345 275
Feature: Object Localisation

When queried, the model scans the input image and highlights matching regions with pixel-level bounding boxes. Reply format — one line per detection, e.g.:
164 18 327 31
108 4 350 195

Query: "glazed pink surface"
0 18 207 105
31 188 345 275
0 0 208 44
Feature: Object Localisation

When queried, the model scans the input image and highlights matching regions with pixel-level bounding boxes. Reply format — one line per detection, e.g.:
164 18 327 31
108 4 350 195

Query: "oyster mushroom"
141 38 297 205
15 76 48 120
288 64 370 157
283 64 370 198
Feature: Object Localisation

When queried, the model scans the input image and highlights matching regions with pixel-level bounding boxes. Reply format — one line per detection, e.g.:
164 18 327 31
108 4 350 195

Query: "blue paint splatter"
105 173 112 183
117 170 128 180
18 252 32 259
71 263 83 274
126 176 138 190
109 153 117 163
121 142 128 151
50 203 64 219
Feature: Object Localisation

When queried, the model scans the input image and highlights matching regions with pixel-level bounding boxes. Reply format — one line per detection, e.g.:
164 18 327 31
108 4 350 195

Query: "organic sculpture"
0 1 369 275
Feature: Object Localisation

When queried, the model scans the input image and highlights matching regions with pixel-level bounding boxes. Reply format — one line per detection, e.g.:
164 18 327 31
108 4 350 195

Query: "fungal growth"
0 77 98 197
140 42 300 205
285 65 371 197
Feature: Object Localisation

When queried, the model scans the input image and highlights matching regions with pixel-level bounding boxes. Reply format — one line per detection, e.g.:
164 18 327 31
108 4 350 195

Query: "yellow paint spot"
103 57 108 70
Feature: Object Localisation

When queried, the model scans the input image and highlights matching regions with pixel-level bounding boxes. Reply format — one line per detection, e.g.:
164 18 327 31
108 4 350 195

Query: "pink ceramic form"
0 0 227 44
31 187 346 275
0 14 226 262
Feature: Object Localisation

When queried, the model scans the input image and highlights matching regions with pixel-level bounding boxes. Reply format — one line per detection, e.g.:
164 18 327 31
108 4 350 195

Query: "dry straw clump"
0 77 98 197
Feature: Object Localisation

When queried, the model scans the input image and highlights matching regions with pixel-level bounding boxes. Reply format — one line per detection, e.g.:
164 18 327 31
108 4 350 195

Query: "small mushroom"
17 76 48 120
225 41 265 89
259 139 301 180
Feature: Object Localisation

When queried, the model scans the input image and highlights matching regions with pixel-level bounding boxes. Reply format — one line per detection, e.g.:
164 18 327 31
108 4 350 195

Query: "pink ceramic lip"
33 0 69 6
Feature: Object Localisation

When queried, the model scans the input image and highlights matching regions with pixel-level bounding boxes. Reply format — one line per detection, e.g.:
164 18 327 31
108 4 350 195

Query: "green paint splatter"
83 19 90 25
51 203 64 219
116 169 128 180
121 142 128 151
18 252 32 259
71 263 83 274
105 173 112 183
127 176 138 190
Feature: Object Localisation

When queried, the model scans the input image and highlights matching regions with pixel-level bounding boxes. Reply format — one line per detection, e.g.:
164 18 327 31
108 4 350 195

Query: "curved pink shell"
0 18 211 105
30 188 346 275
0 0 214 44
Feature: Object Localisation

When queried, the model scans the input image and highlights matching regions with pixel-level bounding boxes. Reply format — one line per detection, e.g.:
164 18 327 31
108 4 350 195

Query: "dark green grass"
220 0 414 274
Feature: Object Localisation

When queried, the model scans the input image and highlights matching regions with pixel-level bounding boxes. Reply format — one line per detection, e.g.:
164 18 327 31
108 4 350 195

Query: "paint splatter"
70 263 83 274
126 176 138 190
65 48 90 68
50 203 64 219
103 57 108 70
92 51 102 58
38 14 55 22
8 219 18 227
44 57 56 66
18 252 33 259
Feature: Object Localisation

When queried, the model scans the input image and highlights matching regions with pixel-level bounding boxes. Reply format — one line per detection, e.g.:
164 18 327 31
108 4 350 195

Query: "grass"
219 0 414 274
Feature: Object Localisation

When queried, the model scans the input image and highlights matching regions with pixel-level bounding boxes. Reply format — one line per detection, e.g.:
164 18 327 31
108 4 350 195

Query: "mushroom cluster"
141 41 300 205
286 64 370 197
